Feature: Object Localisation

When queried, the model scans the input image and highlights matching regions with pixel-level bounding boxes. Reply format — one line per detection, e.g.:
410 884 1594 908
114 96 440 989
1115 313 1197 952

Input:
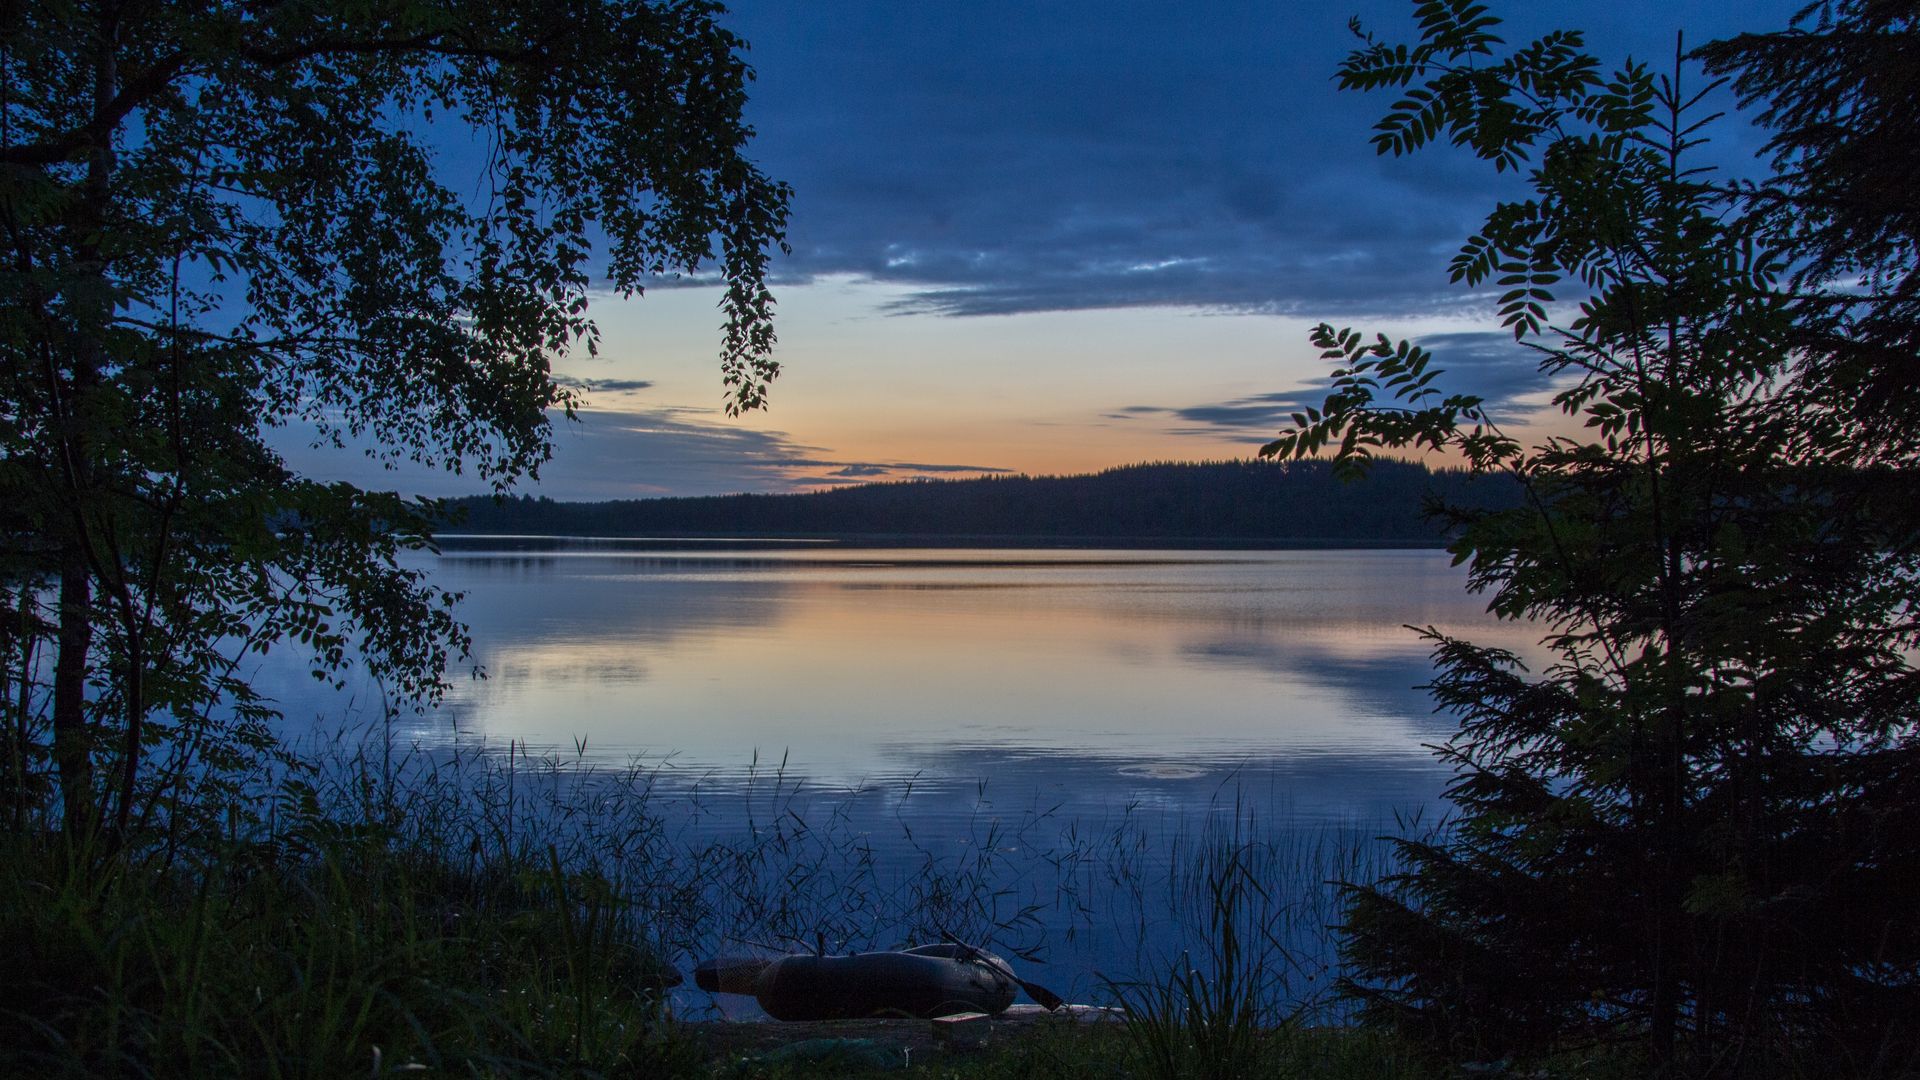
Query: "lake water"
268 541 1543 1011
375 542 1534 804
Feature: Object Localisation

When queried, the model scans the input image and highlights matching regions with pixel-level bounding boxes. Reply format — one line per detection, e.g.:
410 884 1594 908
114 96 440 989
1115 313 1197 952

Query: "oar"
939 932 1066 1011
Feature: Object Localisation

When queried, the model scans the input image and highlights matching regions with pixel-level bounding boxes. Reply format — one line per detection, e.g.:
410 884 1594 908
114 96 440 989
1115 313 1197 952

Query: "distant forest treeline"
444 459 1522 544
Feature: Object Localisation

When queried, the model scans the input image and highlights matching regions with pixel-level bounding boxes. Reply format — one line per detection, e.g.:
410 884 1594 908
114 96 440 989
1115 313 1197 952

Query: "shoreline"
431 531 1453 551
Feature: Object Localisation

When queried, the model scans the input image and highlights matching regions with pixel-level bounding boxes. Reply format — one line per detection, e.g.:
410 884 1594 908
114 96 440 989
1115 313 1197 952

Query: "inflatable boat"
694 943 1025 1020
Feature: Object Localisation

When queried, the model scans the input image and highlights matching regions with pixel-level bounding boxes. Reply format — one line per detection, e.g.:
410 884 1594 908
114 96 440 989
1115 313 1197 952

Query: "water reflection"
349 546 1545 813
264 547 1547 1008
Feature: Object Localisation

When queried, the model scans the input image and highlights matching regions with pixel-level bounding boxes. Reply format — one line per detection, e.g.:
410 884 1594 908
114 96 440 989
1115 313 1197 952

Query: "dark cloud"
718 0 1799 318
1170 392 1325 434
271 408 1012 499
812 459 1016 483
552 376 657 399
1113 390 1326 441
889 461 1015 475
541 412 1014 495
793 459 1010 475
1116 330 1560 444
1412 331 1561 420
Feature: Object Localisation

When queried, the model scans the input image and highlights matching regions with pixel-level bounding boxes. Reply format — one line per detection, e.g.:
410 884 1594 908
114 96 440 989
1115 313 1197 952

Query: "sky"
291 0 1804 500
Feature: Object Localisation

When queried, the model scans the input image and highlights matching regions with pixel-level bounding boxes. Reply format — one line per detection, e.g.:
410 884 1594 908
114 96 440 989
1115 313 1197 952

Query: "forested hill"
443 460 1521 545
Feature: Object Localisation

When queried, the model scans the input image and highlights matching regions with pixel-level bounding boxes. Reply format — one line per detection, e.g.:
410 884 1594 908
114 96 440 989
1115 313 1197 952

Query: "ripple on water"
1115 762 1211 780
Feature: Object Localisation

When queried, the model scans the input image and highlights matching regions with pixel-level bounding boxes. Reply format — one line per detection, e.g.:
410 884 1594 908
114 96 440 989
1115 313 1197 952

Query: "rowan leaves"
1278 2 1920 1065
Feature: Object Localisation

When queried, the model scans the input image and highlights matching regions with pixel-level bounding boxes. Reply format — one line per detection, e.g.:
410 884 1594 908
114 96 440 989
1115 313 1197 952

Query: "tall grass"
0 726 1408 1076
1100 801 1401 1080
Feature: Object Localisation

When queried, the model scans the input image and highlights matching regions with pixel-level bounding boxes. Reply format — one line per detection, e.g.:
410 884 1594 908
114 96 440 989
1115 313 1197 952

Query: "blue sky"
289 0 1802 499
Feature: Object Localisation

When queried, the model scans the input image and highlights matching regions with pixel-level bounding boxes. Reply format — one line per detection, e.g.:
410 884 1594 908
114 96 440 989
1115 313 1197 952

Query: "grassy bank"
0 752 709 1076
0 814 1435 1078
0 729 1429 1077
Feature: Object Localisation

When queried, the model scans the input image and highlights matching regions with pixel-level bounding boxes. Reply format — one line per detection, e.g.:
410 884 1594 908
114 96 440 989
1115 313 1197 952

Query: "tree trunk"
52 546 95 837
43 0 125 844
114 614 145 838
4 589 30 832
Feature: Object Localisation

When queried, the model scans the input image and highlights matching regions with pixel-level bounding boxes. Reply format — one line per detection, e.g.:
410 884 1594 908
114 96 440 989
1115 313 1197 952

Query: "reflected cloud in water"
258 549 1545 1008
262 545 1549 832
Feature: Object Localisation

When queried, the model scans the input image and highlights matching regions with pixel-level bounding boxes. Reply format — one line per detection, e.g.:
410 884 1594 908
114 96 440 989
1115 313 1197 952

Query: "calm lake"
268 541 1544 1010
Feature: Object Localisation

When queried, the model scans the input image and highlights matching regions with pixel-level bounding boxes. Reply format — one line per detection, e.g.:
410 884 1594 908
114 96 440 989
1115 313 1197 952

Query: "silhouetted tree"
1698 0 1920 455
0 0 788 842
1267 2 1919 1073
445 460 1521 543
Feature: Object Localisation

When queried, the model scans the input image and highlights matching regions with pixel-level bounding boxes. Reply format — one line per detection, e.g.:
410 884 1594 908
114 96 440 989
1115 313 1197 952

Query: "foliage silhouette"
449 459 1520 544
0 0 789 843
1696 0 1920 460
1266 2 1919 1073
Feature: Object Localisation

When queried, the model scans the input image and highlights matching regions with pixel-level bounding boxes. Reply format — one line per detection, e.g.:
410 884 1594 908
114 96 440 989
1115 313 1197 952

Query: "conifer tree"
1698 0 1920 453
1266 2 1920 1071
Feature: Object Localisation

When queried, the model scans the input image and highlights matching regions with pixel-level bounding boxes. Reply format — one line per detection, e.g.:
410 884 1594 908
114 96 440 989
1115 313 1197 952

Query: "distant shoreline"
437 459 1519 549
431 532 1453 552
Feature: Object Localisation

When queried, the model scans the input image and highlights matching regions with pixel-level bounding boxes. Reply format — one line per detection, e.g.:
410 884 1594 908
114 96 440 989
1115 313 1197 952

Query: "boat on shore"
694 944 1023 1021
